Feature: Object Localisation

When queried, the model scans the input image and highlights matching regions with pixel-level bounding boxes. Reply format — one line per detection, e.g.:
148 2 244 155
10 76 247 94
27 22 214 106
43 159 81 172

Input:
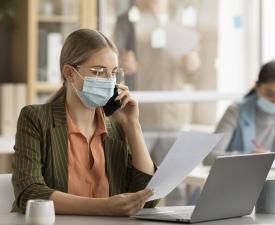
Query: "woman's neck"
66 86 97 139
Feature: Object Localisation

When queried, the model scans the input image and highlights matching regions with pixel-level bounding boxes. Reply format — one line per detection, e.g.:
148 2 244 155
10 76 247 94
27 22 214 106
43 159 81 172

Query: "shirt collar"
66 107 107 139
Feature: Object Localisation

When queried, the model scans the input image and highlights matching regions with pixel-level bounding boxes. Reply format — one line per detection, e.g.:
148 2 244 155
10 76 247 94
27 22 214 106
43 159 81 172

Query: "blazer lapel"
50 88 69 192
103 117 114 195
103 118 127 196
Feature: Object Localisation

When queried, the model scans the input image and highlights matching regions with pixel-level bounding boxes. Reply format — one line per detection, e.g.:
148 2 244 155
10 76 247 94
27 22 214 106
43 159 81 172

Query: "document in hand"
146 131 223 201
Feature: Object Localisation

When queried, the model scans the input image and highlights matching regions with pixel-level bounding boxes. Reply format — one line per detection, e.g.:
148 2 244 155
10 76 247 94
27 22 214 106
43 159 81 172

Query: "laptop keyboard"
136 208 194 221
157 208 193 219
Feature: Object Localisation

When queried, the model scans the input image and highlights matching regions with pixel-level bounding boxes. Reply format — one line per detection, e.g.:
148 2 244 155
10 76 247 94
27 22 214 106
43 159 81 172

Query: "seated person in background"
12 29 158 215
204 60 275 165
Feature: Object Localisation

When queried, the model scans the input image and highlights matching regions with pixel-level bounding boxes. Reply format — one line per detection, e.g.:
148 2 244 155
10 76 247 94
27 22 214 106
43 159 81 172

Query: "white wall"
217 0 260 120
262 0 275 63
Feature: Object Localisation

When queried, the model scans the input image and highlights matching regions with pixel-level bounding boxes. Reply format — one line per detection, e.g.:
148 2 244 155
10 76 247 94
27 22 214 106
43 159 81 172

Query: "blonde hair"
47 29 118 103
60 28 118 80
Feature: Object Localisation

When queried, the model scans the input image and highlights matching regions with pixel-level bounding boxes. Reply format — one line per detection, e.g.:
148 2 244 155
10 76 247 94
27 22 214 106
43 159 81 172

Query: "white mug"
256 180 275 214
25 199 55 225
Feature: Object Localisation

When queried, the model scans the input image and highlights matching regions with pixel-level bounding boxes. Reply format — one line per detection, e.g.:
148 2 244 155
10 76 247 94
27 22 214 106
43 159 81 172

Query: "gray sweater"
204 103 275 165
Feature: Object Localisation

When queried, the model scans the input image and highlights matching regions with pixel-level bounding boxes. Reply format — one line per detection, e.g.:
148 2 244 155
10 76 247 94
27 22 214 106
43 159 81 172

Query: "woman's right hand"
104 188 153 216
252 148 268 154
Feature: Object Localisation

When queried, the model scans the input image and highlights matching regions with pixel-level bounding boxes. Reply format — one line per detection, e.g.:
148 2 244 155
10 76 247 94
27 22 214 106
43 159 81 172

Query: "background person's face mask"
257 95 275 114
72 68 116 109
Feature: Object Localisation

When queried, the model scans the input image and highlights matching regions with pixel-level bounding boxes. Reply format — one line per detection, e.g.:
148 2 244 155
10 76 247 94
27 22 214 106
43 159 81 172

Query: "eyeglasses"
75 65 124 79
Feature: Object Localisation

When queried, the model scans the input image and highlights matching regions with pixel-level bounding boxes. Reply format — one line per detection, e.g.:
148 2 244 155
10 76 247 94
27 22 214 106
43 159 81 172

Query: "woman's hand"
251 147 268 154
104 189 153 216
111 83 139 125
250 140 268 154
121 50 138 75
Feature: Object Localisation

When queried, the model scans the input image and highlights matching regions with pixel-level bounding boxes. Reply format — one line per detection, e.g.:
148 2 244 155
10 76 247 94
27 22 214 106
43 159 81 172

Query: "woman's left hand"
111 84 139 125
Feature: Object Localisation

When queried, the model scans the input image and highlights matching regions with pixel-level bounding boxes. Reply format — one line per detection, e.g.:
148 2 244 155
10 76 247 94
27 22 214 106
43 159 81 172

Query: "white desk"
0 210 274 225
185 165 275 189
0 136 14 153
0 136 14 173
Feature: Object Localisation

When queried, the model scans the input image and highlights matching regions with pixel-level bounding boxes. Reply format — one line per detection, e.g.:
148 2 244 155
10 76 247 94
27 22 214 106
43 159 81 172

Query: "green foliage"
0 0 21 29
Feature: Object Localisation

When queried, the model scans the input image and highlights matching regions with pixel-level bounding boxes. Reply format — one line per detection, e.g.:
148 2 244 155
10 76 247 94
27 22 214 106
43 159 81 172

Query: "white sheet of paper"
165 23 199 59
146 131 223 201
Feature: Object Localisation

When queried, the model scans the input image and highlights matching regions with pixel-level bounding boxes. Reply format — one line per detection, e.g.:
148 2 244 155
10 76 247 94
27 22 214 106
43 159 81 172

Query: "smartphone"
103 86 122 116
103 69 124 116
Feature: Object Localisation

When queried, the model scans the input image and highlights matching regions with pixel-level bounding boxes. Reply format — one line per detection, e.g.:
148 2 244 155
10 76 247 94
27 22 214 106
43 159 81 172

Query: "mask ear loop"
72 67 84 81
70 66 84 92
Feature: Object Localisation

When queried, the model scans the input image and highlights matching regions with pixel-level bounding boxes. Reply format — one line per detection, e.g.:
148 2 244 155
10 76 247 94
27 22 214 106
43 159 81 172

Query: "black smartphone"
103 86 122 116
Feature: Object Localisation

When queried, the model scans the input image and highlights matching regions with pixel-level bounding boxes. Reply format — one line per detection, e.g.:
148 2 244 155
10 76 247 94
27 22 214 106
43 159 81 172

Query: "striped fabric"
12 87 158 213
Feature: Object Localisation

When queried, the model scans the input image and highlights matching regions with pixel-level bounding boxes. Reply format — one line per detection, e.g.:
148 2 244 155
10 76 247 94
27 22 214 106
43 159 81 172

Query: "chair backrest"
0 174 14 213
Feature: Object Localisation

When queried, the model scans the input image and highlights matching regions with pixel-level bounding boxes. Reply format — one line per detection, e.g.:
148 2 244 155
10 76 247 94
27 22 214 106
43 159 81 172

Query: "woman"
204 61 275 165
12 29 158 215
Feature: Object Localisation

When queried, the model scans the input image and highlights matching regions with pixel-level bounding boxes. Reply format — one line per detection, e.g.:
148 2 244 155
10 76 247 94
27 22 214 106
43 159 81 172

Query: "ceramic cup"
256 180 275 214
25 199 55 225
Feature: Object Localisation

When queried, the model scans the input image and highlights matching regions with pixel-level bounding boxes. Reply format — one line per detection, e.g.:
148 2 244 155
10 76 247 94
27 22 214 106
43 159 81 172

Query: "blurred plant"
0 0 21 29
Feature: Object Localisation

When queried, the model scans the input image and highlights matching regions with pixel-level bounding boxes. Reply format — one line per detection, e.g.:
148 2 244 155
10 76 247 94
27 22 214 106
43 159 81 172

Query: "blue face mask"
72 68 116 109
256 96 275 114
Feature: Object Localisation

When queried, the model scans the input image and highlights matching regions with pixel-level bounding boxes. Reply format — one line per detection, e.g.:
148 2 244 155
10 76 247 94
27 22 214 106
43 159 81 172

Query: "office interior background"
0 0 275 203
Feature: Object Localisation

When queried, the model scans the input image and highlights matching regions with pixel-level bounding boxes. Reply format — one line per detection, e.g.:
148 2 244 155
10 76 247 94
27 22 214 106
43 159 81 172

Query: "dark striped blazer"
12 87 157 212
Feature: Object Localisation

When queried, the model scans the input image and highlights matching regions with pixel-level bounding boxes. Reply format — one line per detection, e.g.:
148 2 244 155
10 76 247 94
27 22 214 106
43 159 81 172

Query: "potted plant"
0 0 21 82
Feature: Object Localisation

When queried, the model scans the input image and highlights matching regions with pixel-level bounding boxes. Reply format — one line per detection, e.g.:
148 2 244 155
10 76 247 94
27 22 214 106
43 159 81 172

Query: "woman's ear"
255 82 260 93
63 64 74 82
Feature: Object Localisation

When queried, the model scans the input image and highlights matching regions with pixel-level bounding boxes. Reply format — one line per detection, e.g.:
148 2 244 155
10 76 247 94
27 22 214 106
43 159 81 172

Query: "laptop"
133 153 275 223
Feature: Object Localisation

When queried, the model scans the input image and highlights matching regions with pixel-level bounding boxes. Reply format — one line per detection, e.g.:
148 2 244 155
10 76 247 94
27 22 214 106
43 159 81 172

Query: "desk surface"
0 209 274 225
0 136 14 154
